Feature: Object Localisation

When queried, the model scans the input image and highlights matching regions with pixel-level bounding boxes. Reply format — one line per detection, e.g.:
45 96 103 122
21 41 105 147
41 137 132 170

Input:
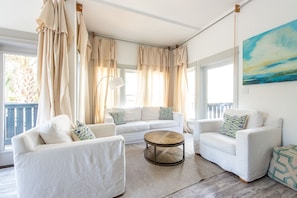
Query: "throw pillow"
109 111 126 125
159 107 173 120
72 121 96 140
219 113 248 138
38 120 73 144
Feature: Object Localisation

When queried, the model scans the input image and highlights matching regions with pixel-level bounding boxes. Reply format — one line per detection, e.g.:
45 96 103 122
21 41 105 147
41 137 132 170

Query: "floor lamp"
95 75 124 122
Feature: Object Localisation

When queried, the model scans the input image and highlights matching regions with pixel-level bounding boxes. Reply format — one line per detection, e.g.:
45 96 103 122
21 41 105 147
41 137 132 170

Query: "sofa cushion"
72 121 96 141
224 109 264 129
219 114 248 138
142 106 160 120
116 121 150 134
109 111 126 125
159 107 173 120
200 133 236 155
147 120 179 129
38 115 73 144
124 107 142 121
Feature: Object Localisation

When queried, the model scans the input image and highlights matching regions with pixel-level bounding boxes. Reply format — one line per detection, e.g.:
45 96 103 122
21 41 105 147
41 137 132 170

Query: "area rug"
120 134 224 198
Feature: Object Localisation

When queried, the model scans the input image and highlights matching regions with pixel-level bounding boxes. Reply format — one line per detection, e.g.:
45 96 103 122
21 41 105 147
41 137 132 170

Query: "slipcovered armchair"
193 109 282 182
12 115 126 198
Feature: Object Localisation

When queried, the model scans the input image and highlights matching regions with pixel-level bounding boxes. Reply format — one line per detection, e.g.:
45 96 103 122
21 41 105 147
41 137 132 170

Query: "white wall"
186 0 297 145
117 40 139 66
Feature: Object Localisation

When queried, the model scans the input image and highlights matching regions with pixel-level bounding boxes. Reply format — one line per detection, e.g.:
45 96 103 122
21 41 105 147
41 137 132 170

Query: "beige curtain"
36 0 73 124
173 45 190 132
91 37 117 123
77 12 92 124
137 45 170 106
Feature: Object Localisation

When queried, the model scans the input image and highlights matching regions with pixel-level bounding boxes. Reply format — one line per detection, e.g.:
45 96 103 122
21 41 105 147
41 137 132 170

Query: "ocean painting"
243 19 297 85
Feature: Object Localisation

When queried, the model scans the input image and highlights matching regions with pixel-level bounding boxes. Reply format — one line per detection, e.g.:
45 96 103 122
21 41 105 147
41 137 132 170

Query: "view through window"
206 63 233 118
3 53 38 148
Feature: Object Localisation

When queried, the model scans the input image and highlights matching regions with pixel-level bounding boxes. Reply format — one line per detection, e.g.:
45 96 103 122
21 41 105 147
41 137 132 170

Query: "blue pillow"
219 114 248 138
109 111 126 125
72 121 96 140
159 107 173 120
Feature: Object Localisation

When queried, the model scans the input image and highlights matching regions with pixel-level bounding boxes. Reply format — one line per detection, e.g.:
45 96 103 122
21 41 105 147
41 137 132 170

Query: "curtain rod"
91 32 169 49
179 0 253 46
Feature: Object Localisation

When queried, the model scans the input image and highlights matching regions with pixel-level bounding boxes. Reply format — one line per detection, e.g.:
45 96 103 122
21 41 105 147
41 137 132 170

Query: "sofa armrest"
236 126 282 181
14 136 126 197
104 114 114 123
87 123 116 138
193 118 223 154
173 111 184 130
194 118 223 134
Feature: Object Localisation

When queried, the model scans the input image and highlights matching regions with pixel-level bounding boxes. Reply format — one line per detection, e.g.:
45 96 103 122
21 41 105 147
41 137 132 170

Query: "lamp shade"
109 77 124 89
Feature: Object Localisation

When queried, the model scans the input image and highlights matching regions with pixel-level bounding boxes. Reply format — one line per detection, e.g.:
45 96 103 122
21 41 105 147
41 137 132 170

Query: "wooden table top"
144 131 184 146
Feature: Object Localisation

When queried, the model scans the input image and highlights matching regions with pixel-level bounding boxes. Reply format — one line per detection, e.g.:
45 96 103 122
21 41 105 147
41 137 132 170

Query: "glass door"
0 52 38 166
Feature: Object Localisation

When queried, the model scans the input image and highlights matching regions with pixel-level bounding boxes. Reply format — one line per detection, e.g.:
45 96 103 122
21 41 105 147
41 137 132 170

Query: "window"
3 53 38 149
205 64 233 118
200 48 238 119
118 68 138 107
123 69 138 106
202 62 234 118
0 43 38 167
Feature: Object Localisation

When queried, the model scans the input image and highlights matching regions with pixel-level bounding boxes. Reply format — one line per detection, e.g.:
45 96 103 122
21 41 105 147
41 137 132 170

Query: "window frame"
0 43 37 166
199 47 238 119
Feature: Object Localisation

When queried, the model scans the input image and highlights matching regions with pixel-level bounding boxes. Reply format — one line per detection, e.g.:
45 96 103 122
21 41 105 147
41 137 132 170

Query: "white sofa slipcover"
12 115 126 198
104 107 184 144
193 109 282 182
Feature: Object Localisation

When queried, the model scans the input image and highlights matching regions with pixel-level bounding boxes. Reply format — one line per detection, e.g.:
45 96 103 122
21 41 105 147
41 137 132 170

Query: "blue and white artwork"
243 19 297 85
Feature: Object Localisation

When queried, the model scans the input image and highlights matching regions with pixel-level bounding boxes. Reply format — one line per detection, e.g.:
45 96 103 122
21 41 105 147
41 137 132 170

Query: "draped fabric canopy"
173 45 190 132
91 37 117 123
77 12 92 124
36 0 73 124
137 45 170 106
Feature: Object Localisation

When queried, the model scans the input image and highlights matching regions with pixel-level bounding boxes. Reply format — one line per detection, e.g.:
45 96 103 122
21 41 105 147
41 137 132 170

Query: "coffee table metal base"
144 143 185 166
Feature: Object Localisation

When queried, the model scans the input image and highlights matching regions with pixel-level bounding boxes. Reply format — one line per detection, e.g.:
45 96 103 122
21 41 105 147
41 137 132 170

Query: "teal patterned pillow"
109 111 126 125
159 107 173 120
73 121 96 140
219 114 248 138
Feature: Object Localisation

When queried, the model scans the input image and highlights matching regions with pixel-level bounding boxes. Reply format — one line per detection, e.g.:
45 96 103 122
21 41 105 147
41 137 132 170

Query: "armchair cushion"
38 115 73 144
219 114 248 138
201 133 236 155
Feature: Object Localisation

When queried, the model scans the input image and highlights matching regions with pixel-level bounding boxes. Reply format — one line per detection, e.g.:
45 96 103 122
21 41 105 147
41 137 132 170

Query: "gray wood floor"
1 165 297 198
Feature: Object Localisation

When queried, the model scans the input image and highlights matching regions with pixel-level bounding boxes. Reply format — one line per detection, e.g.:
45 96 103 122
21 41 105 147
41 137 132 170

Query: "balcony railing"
207 102 233 119
3 102 231 145
4 103 38 145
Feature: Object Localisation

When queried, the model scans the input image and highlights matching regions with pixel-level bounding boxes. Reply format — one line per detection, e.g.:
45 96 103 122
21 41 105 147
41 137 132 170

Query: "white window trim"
199 47 239 119
0 41 37 166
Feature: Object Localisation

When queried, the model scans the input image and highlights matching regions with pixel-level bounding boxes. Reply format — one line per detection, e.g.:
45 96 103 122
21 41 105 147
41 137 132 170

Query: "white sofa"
12 115 126 198
193 109 282 182
104 106 184 144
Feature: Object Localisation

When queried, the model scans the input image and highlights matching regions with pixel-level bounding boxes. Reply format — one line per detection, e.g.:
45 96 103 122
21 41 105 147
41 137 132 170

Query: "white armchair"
12 115 126 198
193 109 282 182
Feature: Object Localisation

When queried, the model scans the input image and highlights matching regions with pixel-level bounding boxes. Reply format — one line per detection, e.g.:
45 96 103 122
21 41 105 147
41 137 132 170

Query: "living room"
1 0 297 197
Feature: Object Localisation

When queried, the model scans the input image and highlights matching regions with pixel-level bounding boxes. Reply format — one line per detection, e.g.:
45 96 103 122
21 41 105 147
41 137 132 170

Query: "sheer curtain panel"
173 45 190 132
91 37 118 123
77 12 92 124
137 45 170 106
36 0 73 124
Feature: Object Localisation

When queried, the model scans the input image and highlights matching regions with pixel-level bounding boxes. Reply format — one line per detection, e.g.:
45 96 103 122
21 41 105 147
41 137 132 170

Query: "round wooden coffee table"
144 131 185 166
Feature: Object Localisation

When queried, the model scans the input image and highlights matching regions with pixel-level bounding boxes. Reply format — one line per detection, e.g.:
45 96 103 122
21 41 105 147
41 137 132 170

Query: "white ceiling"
0 0 247 47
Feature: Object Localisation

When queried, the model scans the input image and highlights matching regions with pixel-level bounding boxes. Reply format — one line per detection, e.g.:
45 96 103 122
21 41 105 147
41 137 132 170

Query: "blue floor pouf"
268 145 297 191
